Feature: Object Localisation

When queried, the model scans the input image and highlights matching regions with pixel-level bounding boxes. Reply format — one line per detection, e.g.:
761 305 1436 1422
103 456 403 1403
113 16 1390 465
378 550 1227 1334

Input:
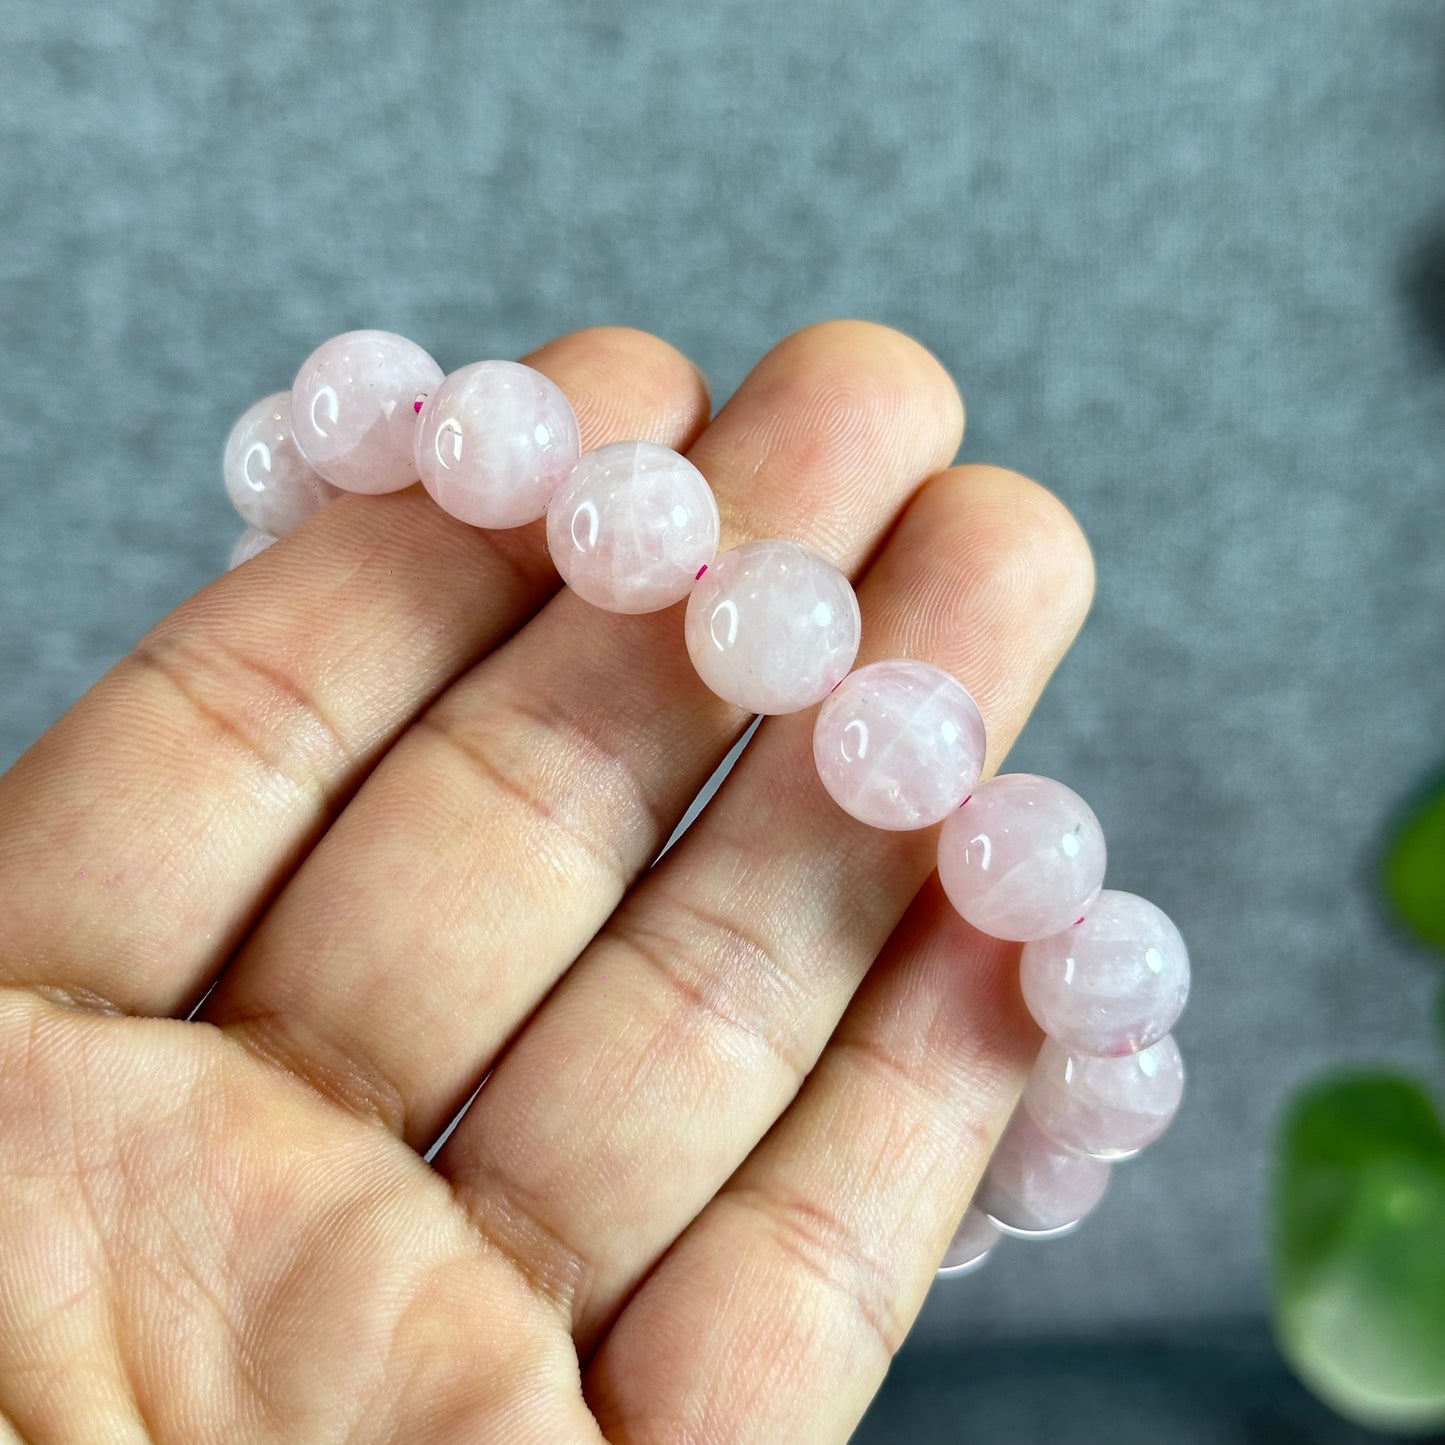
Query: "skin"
0 320 1094 1444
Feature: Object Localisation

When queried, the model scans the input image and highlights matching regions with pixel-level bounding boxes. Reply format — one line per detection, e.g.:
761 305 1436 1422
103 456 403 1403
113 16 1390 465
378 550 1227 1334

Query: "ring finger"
436 464 1095 1352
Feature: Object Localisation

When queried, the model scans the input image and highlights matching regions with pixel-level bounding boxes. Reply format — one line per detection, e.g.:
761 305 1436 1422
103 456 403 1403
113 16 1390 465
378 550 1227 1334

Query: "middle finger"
200 320 965 1148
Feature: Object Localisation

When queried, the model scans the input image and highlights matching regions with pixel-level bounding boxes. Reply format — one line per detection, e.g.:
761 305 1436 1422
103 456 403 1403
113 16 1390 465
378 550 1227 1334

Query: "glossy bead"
415 359 580 528
812 659 986 830
936 1207 1000 1278
976 1109 1111 1238
1022 1035 1185 1160
937 774 1106 941
684 539 861 714
1019 890 1190 1056
223 392 339 535
228 525 277 569
290 330 443 494
546 441 718 612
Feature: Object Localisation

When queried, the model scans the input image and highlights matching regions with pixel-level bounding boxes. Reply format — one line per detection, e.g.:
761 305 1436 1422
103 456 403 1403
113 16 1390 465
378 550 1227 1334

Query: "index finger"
0 327 711 1016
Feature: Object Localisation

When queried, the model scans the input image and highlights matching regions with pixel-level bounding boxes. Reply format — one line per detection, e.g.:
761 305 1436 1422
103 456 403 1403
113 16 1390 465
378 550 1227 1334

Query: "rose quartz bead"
415 359 580 528
1019 890 1190 1056
936 774 1106 941
223 392 339 535
546 441 719 612
936 1207 1000 1278
228 525 277 570
1022 1035 1185 1160
812 659 986 830
684 539 861 714
975 1109 1111 1238
290 330 443 493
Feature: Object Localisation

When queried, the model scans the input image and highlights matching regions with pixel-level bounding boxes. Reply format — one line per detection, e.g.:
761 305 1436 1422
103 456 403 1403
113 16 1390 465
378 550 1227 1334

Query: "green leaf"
1385 775 1445 953
1273 1075 1445 1433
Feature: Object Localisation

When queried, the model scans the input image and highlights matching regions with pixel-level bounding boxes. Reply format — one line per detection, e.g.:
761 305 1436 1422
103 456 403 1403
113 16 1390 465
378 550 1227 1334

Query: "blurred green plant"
1385 776 1445 951
1271 777 1445 1434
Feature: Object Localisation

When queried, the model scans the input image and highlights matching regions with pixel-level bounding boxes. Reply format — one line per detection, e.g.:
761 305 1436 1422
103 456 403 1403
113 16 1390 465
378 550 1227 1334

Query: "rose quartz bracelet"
223 330 1191 1280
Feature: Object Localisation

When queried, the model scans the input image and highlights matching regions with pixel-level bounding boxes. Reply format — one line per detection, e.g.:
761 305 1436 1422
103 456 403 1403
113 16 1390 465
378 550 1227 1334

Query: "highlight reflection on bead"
415 359 580 528
684 539 861 714
976 1109 1111 1238
290 330 443 493
1019 890 1189 1056
547 441 718 612
223 392 339 535
937 774 1106 941
1022 1035 1185 1160
812 658 986 830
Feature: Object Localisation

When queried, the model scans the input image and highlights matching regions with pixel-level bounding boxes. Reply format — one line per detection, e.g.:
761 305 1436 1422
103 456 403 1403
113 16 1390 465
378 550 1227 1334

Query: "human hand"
0 321 1093 1444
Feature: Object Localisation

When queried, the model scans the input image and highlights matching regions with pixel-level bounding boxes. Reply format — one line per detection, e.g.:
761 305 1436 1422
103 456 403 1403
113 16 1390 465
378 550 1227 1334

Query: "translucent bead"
936 1207 1000 1278
812 659 986 830
223 392 339 535
415 359 580 528
1019 890 1190 1056
228 526 277 570
684 539 861 714
936 774 1106 941
290 330 443 494
975 1109 1111 1238
1022 1035 1184 1160
546 441 718 612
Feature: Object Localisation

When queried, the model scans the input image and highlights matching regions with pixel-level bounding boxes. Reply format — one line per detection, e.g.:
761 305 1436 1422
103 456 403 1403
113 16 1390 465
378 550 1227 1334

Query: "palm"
5 1004 567 1439
0 321 1092 1444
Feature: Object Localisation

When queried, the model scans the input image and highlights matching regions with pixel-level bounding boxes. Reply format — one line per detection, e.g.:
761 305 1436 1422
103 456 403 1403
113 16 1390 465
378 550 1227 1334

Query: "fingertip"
522 326 712 453
950 465 1096 620
766 318 966 468
895 464 1096 642
853 463 1097 773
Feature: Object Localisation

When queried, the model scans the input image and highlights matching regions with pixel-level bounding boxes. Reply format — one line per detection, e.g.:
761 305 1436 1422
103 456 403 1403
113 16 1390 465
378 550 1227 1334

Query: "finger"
437 466 1094 1352
587 882 1034 1445
0 328 710 1015
201 321 965 1145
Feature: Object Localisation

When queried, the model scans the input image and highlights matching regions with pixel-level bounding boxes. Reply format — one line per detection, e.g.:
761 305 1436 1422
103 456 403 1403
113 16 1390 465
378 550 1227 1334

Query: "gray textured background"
3 0 1444 1400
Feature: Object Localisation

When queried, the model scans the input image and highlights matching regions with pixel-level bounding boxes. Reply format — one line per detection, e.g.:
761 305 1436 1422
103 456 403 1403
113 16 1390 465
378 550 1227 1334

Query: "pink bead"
228 525 277 570
546 441 719 612
812 659 986 830
223 392 339 535
936 1207 1000 1278
415 360 581 528
975 1109 1111 1238
1022 1035 1185 1160
290 330 443 493
684 539 861 714
936 774 1106 941
1019 890 1190 1056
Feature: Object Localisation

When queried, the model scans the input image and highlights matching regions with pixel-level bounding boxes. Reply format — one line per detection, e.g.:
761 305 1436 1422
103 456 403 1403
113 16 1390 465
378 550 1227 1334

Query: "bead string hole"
695 564 708 580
